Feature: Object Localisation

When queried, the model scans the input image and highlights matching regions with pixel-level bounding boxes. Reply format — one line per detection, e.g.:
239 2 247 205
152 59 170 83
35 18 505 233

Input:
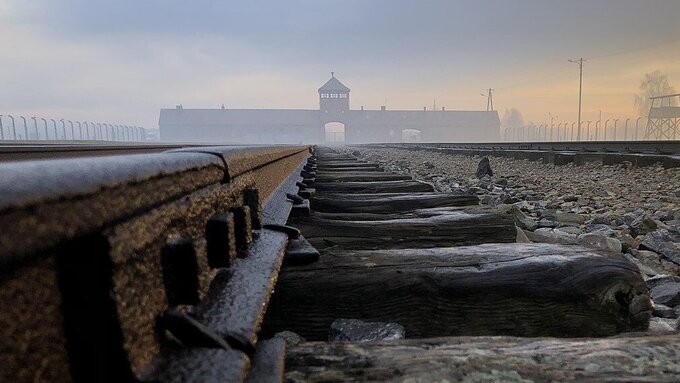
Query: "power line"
496 38 680 92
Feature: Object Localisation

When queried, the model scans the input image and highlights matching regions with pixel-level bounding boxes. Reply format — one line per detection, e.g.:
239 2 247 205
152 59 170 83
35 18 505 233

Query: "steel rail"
365 141 680 168
0 142 215 162
0 144 313 383
370 140 680 155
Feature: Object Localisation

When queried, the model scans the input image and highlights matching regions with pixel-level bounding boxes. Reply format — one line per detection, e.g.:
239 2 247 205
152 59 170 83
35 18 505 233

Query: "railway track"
0 144 310 382
0 144 678 382
374 140 680 168
387 140 680 155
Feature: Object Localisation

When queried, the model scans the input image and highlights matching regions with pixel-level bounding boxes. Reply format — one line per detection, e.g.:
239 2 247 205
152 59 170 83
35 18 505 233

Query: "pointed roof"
318 73 350 93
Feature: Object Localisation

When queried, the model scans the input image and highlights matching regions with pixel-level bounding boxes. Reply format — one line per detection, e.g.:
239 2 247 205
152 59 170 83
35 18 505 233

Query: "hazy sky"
1 0 679 129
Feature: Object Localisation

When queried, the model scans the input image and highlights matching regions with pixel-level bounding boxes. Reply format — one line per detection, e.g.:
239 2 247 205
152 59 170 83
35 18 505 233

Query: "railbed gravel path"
343 145 680 329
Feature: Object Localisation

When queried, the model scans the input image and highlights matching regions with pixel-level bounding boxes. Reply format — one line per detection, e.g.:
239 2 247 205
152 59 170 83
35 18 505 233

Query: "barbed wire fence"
0 114 147 142
502 117 651 142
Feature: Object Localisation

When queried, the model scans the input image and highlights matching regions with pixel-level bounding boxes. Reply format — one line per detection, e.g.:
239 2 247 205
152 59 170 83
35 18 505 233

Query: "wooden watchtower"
644 93 680 140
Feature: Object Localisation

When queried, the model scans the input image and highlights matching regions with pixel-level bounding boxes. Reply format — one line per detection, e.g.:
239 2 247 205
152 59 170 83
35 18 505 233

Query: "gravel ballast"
345 146 680 281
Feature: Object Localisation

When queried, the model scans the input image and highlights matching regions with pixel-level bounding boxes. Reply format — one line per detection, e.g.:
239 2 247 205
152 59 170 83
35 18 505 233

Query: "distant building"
159 74 500 143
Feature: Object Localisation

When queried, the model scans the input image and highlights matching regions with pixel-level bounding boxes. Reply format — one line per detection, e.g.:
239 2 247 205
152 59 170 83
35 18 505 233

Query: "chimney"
442 107 445 111
381 106 386 111
361 106 364 111
423 107 427 111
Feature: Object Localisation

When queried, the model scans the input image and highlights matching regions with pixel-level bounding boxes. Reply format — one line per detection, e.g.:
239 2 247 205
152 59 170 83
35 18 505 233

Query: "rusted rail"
0 142 213 162
0 144 312 382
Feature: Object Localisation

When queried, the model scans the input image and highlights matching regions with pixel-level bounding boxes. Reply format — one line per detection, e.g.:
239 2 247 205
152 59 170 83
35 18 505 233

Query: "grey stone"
654 219 669 230
619 234 639 252
480 195 494 205
615 224 632 236
328 319 405 342
516 227 532 243
511 206 538 231
477 175 493 189
589 215 612 225
476 157 493 179
647 317 677 333
274 330 306 347
645 275 680 289
545 202 561 210
525 228 578 245
560 202 575 209
623 253 659 278
500 194 519 204
495 177 508 186
640 229 680 265
654 210 674 222
554 212 586 224
650 282 680 307
665 220 680 232
512 200 533 211
578 233 622 253
537 209 554 219
555 226 582 235
570 207 588 215
621 212 641 226
630 214 658 236
652 303 678 319
496 204 514 214
562 194 578 202
537 218 556 228
585 224 616 237
629 249 680 282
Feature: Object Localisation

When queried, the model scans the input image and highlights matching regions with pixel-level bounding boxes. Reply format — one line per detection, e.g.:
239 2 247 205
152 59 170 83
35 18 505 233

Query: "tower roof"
318 73 350 93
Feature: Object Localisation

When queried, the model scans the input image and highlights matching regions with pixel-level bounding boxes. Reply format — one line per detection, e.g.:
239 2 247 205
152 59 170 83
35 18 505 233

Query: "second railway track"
375 140 680 168
0 144 678 382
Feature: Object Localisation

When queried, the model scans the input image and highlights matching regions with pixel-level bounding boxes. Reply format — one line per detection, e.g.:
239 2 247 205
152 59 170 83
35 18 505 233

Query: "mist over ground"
1 0 679 142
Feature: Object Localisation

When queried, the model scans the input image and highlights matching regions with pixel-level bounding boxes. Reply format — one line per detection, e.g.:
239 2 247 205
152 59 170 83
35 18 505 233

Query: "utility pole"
481 88 494 111
568 58 585 141
487 88 493 111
